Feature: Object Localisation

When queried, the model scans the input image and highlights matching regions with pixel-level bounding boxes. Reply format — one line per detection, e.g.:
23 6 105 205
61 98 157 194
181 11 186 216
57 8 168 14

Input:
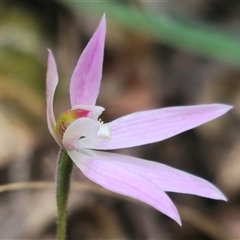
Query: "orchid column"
46 15 232 240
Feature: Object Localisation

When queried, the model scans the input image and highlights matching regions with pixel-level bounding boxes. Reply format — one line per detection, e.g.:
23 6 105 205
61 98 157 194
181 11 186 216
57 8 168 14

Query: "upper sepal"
70 14 106 107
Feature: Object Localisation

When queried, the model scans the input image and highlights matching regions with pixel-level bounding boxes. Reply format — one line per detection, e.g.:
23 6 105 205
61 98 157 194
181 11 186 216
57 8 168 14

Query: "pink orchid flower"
46 15 232 225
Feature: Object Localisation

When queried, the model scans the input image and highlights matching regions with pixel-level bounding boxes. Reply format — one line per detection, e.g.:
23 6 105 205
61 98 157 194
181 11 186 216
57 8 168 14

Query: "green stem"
56 149 73 240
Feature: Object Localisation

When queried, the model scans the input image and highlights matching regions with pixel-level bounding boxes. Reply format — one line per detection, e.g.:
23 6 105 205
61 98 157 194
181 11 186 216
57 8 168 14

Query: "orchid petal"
70 14 106 107
71 105 105 120
62 118 101 150
67 149 181 225
94 104 232 150
46 49 61 145
90 151 227 200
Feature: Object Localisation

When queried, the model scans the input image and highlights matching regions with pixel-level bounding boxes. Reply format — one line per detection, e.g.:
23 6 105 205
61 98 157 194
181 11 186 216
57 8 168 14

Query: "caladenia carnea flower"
47 14 232 228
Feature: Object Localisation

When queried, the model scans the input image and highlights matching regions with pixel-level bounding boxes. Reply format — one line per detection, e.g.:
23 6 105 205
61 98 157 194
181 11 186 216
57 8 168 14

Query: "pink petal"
95 104 232 150
90 151 227 201
46 49 60 145
70 15 106 107
67 149 181 225
71 105 105 120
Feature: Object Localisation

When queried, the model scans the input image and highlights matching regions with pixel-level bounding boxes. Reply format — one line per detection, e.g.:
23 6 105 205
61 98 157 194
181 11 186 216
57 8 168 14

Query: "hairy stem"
56 149 73 240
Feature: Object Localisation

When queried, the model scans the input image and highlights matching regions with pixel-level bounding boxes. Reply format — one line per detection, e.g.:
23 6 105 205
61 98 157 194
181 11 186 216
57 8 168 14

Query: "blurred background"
0 0 240 239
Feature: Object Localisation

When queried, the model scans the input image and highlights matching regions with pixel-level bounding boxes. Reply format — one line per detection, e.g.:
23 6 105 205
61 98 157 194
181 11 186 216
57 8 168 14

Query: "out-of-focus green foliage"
0 3 47 124
61 1 240 67
0 8 45 92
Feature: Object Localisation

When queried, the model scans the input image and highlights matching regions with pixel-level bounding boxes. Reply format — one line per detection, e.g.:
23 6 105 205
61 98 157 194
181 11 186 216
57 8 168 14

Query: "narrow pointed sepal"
67 149 182 225
90 151 227 201
46 49 61 145
70 14 106 107
94 104 232 150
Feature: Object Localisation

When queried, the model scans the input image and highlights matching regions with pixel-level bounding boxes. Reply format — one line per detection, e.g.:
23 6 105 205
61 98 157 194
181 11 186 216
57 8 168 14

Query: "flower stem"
56 149 73 240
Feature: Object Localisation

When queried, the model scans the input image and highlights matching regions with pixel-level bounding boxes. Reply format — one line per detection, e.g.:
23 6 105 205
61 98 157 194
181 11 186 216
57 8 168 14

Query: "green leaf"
60 1 240 66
